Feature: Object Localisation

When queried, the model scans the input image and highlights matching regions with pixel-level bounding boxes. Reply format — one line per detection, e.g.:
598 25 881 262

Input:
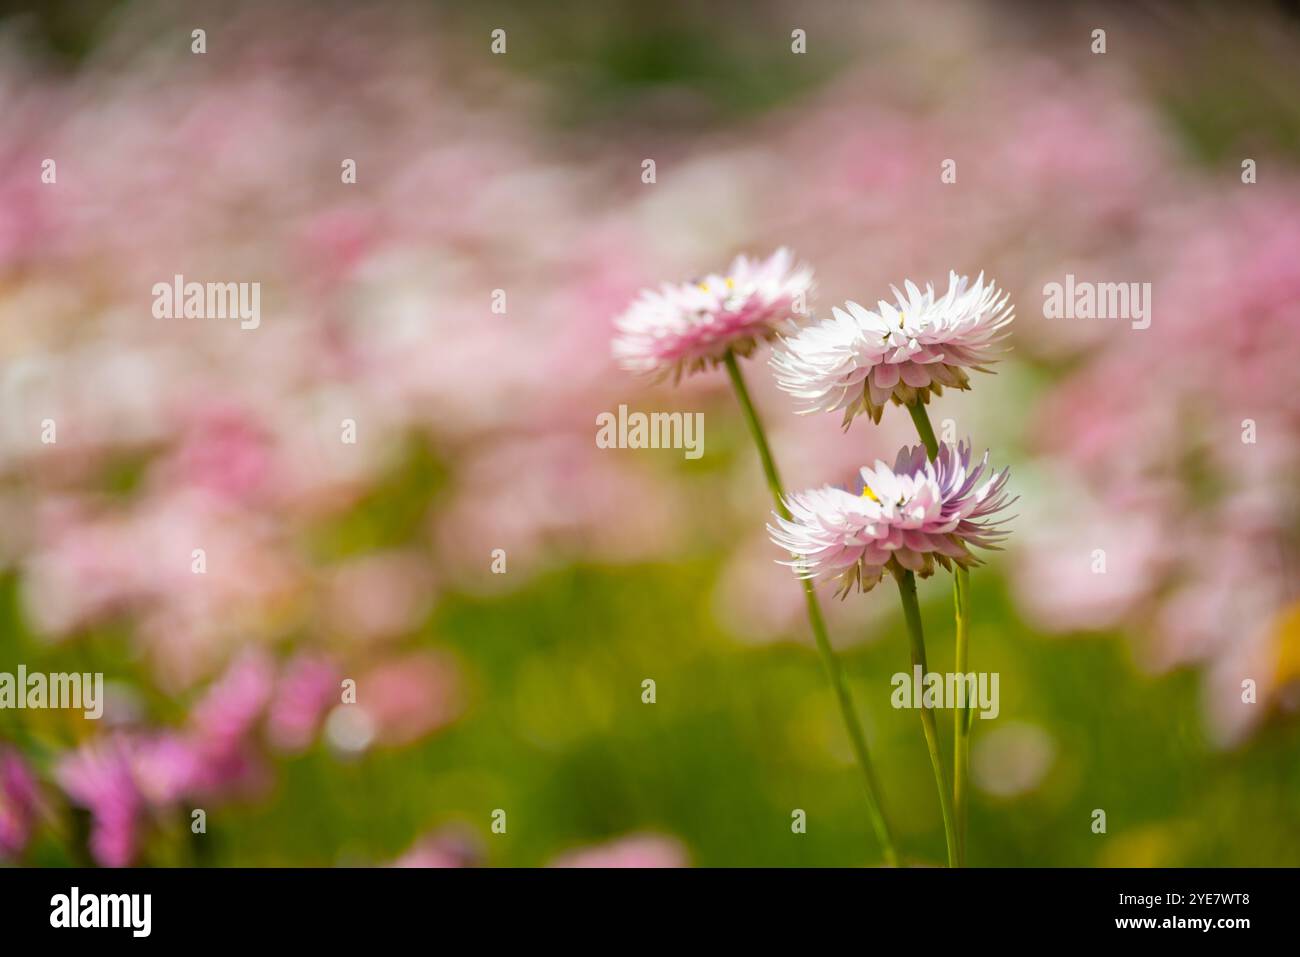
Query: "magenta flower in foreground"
0 747 40 859
57 733 206 866
771 272 1013 425
768 441 1014 595
612 248 814 379
56 738 144 868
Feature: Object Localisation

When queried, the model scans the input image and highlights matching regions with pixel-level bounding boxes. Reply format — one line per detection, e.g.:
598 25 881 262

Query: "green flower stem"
906 399 940 460
723 350 900 866
953 564 972 867
906 397 970 866
893 566 958 868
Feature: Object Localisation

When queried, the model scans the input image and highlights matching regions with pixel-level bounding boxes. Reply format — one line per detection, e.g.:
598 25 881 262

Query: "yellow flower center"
698 277 736 296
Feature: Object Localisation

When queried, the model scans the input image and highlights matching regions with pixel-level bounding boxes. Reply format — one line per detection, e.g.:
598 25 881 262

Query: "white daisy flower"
767 440 1014 596
612 248 814 380
770 272 1013 425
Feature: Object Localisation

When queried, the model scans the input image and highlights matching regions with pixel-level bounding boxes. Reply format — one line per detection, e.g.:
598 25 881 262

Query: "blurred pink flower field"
1 0 1299 867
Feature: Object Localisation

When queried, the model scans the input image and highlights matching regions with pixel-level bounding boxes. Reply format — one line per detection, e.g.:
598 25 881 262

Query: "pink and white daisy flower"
612 248 814 379
771 272 1013 425
768 440 1014 595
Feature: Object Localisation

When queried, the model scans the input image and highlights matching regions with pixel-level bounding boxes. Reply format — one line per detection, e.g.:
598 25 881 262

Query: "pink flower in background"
182 652 276 796
1019 185 1300 741
0 0 1297 876
0 747 40 859
126 733 202 807
352 652 462 749
56 738 144 868
1012 490 1171 634
769 441 1014 594
21 491 306 691
20 504 139 637
320 552 432 644
389 829 481 868
434 433 685 589
771 273 1013 425
49 655 304 866
548 833 689 868
162 402 275 505
189 652 275 753
55 732 209 866
267 655 340 753
612 248 813 379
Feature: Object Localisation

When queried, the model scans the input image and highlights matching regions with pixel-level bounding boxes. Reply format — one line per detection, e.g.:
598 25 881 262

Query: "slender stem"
893 566 958 868
723 350 900 866
906 400 939 460
905 398 971 866
953 564 972 867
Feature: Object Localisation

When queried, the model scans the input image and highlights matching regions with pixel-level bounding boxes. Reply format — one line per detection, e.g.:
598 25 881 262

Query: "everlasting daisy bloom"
771 272 1013 425
768 440 1014 596
612 248 814 379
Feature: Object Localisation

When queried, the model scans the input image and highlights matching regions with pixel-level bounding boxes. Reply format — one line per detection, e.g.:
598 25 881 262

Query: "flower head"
613 248 814 379
768 440 1014 595
56 737 145 868
771 272 1013 425
0 748 40 860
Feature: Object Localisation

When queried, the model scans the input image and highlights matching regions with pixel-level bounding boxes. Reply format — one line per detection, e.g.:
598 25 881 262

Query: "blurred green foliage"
8 522 1300 866
5 0 1300 869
